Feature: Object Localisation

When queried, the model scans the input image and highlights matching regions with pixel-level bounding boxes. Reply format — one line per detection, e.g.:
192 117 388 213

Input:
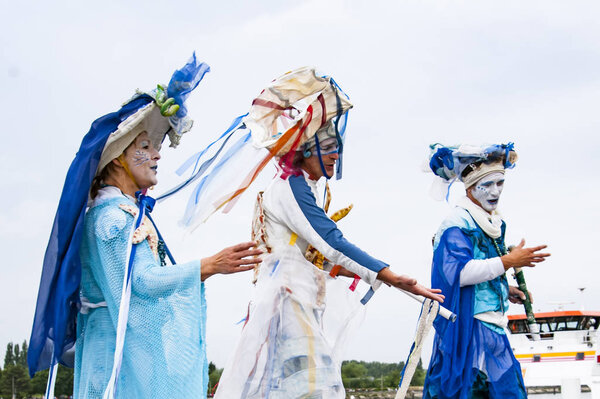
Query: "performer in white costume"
209 68 444 399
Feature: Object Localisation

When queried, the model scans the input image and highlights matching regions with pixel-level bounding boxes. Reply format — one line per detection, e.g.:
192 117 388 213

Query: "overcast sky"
1 0 600 370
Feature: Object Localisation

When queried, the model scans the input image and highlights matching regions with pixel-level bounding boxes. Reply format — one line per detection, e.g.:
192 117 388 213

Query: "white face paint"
471 172 505 212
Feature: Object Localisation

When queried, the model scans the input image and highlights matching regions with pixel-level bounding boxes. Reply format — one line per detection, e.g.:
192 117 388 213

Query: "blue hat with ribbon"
28 53 210 376
427 142 518 200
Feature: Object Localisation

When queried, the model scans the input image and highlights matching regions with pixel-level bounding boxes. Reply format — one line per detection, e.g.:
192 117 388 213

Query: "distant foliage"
0 339 73 398
341 359 426 388
208 362 223 396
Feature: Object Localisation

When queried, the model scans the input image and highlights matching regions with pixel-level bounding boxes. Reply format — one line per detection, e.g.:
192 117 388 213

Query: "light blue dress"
74 192 208 399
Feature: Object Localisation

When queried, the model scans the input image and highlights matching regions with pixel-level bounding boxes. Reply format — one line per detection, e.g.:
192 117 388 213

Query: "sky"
1 0 600 370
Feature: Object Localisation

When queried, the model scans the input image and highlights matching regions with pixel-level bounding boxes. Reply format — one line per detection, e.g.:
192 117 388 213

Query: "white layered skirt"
215 245 366 399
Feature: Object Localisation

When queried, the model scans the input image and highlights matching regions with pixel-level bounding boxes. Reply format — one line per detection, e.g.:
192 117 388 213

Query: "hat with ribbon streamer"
426 142 518 200
156 66 353 229
28 53 210 377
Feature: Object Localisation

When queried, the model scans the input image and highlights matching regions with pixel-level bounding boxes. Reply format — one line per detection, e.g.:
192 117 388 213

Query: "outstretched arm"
377 267 445 303
201 241 262 281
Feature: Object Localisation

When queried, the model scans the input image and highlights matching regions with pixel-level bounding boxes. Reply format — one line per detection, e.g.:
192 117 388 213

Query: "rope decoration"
395 299 440 399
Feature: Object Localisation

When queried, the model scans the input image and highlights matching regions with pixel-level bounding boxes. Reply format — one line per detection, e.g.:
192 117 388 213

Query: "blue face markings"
133 149 151 167
472 173 505 212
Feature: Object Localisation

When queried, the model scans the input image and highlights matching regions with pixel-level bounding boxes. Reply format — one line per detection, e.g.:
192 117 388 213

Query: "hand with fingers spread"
201 241 263 281
501 238 551 269
376 267 445 303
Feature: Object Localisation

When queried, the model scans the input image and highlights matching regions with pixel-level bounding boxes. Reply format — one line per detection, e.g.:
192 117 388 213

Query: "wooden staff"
509 245 539 339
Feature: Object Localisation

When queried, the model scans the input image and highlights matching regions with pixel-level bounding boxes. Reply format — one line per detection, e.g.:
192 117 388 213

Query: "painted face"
123 131 161 189
302 150 339 180
471 172 505 212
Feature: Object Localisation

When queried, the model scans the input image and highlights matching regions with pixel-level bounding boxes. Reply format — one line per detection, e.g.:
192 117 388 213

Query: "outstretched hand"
201 241 263 281
502 239 550 269
377 268 445 303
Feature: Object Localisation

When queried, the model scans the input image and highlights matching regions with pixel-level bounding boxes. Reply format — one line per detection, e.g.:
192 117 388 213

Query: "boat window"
576 352 585 361
539 320 553 333
536 316 588 332
511 314 599 333
508 320 528 333
533 354 541 362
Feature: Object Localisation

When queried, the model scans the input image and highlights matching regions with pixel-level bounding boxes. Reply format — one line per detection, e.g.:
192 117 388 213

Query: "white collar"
456 196 503 239
91 186 135 208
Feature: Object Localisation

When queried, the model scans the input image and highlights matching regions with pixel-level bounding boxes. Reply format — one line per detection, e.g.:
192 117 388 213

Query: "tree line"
1 340 424 398
341 359 426 389
0 341 73 398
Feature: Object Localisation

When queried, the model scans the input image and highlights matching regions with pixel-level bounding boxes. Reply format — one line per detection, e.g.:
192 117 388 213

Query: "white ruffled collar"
91 186 135 208
456 196 503 239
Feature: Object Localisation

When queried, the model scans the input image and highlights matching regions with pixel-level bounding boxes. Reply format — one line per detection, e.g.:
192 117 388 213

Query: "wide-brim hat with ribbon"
245 66 353 156
97 56 209 175
28 53 210 376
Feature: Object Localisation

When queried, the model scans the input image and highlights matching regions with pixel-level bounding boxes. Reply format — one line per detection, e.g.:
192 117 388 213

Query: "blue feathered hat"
28 53 210 376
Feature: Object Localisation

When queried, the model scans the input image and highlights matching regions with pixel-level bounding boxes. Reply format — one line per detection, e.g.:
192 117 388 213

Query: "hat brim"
96 103 171 175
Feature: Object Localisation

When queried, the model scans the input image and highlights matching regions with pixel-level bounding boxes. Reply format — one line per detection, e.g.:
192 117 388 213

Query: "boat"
507 310 600 398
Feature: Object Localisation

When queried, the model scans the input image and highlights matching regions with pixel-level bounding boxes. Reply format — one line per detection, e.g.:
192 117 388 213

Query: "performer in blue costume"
423 144 550 398
28 54 262 399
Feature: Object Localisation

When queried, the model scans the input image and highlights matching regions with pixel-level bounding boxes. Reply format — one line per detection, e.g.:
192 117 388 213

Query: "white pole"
394 287 456 321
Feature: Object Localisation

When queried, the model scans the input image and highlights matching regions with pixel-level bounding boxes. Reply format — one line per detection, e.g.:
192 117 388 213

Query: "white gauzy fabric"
456 196 503 239
215 174 381 399
459 257 505 287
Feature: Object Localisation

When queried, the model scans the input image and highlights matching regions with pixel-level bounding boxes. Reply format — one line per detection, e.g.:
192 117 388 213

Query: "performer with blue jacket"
423 144 550 398
28 54 262 399
201 67 445 399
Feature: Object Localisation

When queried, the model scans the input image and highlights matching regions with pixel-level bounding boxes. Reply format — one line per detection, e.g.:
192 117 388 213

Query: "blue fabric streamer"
313 133 330 180
360 287 375 305
176 114 247 177
28 95 154 376
181 131 252 226
269 260 280 276
111 192 149 389
144 209 176 266
157 115 247 202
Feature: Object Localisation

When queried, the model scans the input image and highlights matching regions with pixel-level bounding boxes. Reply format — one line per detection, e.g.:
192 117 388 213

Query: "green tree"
384 368 402 387
55 364 74 396
410 358 426 386
341 361 371 388
29 368 50 396
0 364 31 398
341 361 368 378
17 340 28 367
208 363 223 396
4 342 14 368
